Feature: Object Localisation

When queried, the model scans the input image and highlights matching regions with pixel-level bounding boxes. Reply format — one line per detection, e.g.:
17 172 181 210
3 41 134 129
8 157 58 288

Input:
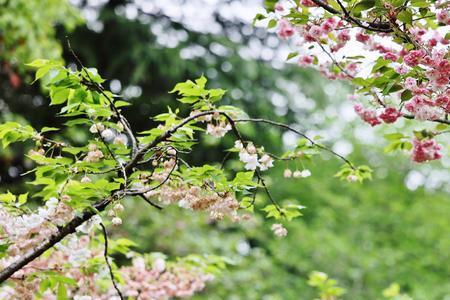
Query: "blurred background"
0 0 449 299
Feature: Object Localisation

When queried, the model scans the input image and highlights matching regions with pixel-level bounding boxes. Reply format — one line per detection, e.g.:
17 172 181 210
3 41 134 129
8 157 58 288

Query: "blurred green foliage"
120 153 450 300
0 0 81 71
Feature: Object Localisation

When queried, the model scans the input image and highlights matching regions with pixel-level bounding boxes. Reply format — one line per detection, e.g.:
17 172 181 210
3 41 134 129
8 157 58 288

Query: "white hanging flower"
113 203 124 212
246 143 257 154
46 197 59 209
77 215 101 233
293 170 302 178
271 223 288 237
111 217 122 226
116 121 124 132
206 122 232 138
347 174 358 182
259 154 274 171
300 169 311 177
113 134 127 145
283 169 292 178
80 176 91 183
240 152 259 170
101 128 115 141
89 123 104 133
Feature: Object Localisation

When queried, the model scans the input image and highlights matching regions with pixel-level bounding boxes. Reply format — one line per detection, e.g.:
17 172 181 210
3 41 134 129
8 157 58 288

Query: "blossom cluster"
269 1 449 163
0 197 74 256
0 200 214 299
235 140 274 171
139 159 243 221
271 223 288 237
119 257 214 299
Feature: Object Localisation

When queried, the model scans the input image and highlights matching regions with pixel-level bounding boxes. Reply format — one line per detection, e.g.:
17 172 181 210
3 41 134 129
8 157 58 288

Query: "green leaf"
0 191 16 203
397 10 412 24
384 133 405 141
232 171 256 190
41 127 59 133
57 283 68 300
400 90 412 102
50 88 71 105
268 19 277 29
25 59 50 68
253 13 267 25
34 66 52 82
287 52 299 60
353 0 375 15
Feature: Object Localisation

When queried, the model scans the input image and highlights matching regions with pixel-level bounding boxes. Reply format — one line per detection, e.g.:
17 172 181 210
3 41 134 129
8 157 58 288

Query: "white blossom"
101 128 115 141
259 154 274 171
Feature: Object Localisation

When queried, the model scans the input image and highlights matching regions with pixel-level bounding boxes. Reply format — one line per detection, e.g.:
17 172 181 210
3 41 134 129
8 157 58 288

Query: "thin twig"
233 118 355 169
100 223 124 300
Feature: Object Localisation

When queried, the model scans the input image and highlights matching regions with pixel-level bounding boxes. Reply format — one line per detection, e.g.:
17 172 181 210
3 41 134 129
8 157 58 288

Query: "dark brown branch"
100 223 124 300
233 118 356 169
310 0 392 32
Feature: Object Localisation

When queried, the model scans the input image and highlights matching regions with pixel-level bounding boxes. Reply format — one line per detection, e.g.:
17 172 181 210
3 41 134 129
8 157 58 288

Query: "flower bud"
293 170 302 178
167 148 177 156
111 217 122 226
81 176 91 183
114 203 124 212
283 169 292 178
347 175 358 182
101 129 115 141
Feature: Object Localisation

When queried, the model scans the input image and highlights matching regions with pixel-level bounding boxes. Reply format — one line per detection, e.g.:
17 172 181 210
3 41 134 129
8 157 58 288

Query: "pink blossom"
308 25 323 39
403 49 426 67
353 103 382 126
277 19 295 39
379 107 402 123
275 2 284 11
383 52 398 61
436 94 450 112
298 55 314 66
411 138 442 163
436 9 450 24
404 77 417 90
337 30 351 42
355 32 370 43
300 0 317 7
405 95 444 120
394 65 409 74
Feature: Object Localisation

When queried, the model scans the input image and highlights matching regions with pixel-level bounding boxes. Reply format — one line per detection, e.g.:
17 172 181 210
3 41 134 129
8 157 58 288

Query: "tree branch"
233 118 356 169
309 0 392 32
100 223 124 300
0 111 220 283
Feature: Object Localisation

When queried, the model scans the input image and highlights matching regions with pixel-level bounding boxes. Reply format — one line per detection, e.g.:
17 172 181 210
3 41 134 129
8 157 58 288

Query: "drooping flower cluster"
139 158 242 221
119 257 214 299
90 122 128 146
271 223 288 237
193 111 233 138
235 141 274 171
144 181 241 221
283 168 311 178
84 143 104 163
